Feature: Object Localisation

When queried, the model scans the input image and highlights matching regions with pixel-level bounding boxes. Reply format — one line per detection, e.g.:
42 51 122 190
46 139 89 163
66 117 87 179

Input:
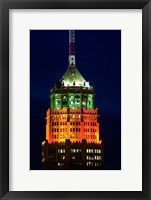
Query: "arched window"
73 81 75 86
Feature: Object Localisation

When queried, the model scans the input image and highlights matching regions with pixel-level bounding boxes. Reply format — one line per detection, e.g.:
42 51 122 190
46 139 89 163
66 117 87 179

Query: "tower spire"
69 30 76 66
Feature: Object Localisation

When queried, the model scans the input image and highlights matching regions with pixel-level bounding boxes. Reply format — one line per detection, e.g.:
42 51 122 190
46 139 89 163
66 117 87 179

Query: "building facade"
42 30 104 170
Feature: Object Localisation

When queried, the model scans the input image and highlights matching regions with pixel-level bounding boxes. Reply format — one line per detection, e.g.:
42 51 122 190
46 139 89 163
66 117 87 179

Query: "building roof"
61 66 90 87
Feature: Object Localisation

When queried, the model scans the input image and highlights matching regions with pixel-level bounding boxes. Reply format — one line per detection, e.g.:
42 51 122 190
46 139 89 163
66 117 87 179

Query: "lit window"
99 156 101 160
59 149 65 153
71 149 76 153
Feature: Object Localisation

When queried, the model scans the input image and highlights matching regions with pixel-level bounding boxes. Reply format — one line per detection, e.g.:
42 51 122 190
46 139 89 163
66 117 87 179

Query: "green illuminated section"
50 66 95 110
51 92 94 110
87 94 94 109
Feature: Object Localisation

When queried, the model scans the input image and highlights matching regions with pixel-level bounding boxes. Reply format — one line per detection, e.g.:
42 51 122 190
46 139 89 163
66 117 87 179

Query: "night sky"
30 30 121 170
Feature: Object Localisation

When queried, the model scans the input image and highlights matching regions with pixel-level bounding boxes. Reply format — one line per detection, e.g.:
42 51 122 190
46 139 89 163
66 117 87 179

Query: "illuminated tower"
42 30 104 169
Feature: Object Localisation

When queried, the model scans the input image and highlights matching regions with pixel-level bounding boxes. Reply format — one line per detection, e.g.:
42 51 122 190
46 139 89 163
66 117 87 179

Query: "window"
71 149 76 153
97 156 101 160
70 134 74 138
88 149 93 153
76 134 80 138
62 149 65 153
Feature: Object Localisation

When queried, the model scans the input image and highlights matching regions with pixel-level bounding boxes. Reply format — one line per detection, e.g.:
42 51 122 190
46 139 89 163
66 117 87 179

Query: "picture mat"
9 9 142 191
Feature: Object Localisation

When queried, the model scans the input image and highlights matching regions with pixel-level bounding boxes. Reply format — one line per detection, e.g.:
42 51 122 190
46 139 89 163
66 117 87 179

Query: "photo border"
0 0 150 199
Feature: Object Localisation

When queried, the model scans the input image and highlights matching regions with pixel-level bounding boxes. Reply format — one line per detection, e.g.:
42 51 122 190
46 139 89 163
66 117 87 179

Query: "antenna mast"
69 30 76 66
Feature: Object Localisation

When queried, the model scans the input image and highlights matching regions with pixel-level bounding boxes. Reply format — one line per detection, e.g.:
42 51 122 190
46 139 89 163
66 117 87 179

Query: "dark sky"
30 30 121 170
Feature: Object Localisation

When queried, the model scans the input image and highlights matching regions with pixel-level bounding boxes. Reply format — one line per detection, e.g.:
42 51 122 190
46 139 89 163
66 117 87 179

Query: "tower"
42 30 104 169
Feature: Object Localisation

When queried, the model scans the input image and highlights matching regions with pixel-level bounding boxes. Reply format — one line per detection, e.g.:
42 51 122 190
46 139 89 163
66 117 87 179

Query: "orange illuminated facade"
46 108 101 144
42 30 103 170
